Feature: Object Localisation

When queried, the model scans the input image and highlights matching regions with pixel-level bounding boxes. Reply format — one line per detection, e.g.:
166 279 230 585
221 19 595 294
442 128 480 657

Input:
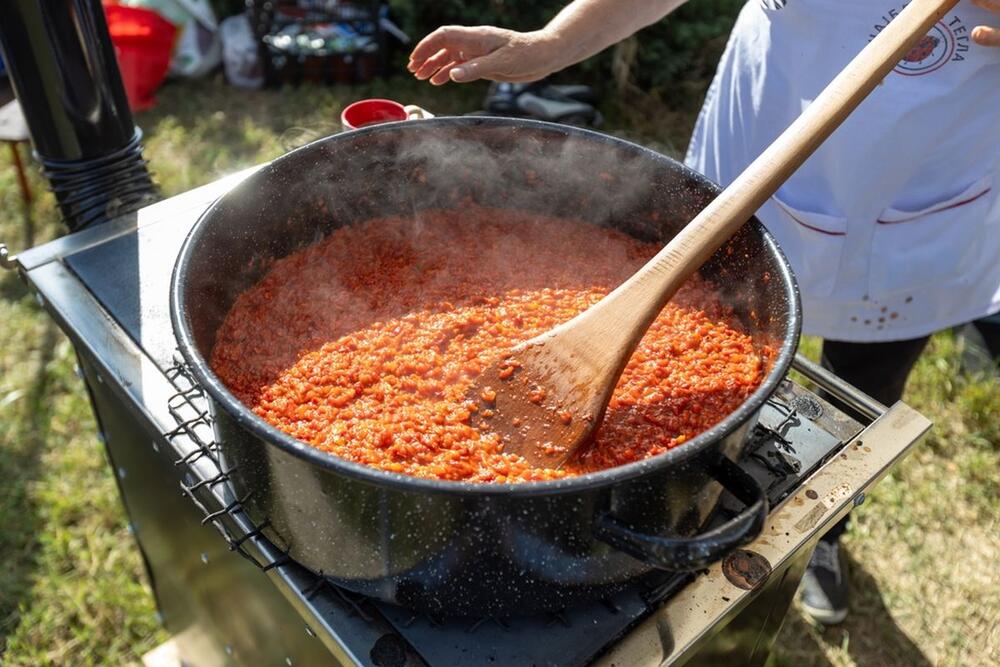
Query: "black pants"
971 317 1000 359
819 317 1000 543
818 336 930 541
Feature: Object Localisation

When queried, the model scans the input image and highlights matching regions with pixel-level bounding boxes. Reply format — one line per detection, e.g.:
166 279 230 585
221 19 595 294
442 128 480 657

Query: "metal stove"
7 167 931 667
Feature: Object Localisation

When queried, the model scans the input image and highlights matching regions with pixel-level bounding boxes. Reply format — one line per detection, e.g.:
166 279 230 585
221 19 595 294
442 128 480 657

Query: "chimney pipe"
0 0 158 232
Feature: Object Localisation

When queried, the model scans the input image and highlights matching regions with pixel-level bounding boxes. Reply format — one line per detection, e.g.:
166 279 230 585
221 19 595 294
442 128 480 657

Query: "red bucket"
103 4 177 111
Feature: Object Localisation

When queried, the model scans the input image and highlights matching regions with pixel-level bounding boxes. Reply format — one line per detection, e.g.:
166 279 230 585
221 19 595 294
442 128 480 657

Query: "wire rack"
164 354 291 573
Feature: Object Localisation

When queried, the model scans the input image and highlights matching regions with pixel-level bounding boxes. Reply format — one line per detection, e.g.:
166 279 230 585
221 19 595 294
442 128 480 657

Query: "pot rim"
170 116 802 498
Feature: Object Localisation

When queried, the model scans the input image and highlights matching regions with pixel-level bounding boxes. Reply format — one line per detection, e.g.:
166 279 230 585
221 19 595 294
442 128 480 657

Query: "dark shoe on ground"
482 82 603 127
800 539 849 625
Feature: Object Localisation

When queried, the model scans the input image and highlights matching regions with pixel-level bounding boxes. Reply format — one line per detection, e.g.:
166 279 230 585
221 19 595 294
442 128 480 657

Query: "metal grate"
164 355 291 572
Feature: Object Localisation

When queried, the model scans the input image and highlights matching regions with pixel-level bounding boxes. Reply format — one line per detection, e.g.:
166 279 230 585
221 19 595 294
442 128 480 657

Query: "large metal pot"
171 118 800 616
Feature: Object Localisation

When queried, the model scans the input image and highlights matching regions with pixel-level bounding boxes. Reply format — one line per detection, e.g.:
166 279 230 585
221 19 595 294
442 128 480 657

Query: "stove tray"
64 215 187 370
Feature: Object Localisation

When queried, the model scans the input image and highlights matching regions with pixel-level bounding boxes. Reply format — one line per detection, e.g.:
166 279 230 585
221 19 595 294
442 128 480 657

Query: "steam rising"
184 121 790 379
389 126 675 241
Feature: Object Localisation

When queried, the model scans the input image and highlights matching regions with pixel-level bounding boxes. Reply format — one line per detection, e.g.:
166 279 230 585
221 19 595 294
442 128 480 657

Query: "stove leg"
72 348 339 666
685 545 815 666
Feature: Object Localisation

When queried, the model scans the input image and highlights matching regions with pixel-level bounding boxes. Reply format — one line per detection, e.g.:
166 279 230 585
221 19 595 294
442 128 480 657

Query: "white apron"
686 0 1000 342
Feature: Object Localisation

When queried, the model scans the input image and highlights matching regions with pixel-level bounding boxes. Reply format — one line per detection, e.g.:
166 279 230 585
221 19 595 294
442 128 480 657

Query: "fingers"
409 25 550 85
408 27 468 67
954 0 1000 48
449 55 503 83
408 26 500 73
450 49 554 84
972 25 1000 47
429 62 460 86
413 48 455 81
409 26 525 84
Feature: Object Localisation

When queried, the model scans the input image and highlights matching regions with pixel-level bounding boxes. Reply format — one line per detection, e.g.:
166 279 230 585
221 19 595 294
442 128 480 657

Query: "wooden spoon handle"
566 0 959 357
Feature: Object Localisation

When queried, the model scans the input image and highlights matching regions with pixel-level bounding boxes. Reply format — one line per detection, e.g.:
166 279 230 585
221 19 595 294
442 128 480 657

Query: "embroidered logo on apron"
870 5 971 76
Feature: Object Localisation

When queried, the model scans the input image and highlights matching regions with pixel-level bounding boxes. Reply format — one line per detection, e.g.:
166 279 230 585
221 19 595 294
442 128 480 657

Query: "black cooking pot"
171 118 800 616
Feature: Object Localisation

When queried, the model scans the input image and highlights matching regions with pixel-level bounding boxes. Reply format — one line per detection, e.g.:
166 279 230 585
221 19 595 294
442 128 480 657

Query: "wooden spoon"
469 0 959 469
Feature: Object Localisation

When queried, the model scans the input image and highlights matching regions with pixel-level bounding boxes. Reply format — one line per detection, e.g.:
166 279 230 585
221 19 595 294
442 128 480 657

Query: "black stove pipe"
0 0 158 232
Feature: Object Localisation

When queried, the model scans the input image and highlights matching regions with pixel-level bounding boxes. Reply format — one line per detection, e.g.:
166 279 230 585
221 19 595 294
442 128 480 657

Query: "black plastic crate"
248 0 386 86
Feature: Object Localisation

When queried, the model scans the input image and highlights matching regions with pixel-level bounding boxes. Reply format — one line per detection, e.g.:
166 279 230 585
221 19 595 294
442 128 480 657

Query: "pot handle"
404 104 434 120
594 456 768 571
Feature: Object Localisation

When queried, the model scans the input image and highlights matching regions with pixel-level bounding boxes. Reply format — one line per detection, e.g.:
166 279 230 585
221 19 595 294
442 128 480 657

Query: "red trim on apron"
876 187 992 225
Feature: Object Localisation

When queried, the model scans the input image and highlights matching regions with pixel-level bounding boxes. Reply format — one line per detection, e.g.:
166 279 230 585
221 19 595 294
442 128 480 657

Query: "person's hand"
407 26 559 85
972 0 1000 46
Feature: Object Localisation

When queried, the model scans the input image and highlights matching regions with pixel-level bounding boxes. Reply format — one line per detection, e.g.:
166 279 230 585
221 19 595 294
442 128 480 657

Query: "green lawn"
0 75 997 666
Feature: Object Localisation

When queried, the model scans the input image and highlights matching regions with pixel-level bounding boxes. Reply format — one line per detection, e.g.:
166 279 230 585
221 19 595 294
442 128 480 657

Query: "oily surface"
211 206 767 482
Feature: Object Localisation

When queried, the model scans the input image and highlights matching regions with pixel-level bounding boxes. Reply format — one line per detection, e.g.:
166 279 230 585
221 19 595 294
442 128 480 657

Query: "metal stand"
11 170 931 667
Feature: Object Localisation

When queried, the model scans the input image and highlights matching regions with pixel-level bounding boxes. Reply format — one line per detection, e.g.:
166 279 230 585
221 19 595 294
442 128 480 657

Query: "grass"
776 336 1000 667
0 73 997 665
0 212 164 661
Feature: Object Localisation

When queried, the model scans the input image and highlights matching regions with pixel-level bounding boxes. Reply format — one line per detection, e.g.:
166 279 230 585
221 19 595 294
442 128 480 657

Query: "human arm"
407 0 689 85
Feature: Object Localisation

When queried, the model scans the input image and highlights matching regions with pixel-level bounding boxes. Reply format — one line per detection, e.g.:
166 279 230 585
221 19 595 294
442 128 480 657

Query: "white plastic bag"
220 13 264 89
121 0 221 78
169 0 221 77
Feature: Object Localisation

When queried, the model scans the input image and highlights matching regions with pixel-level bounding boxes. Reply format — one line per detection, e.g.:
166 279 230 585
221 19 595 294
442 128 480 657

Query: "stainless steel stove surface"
13 168 931 667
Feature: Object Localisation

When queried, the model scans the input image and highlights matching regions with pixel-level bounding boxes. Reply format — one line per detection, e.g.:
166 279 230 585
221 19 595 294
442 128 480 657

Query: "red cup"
340 99 408 131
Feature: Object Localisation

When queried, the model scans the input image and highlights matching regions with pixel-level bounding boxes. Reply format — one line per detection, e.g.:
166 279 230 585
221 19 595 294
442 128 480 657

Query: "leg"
820 334 928 541
801 335 930 623
9 141 32 205
9 141 34 247
971 313 1000 361
820 335 931 406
